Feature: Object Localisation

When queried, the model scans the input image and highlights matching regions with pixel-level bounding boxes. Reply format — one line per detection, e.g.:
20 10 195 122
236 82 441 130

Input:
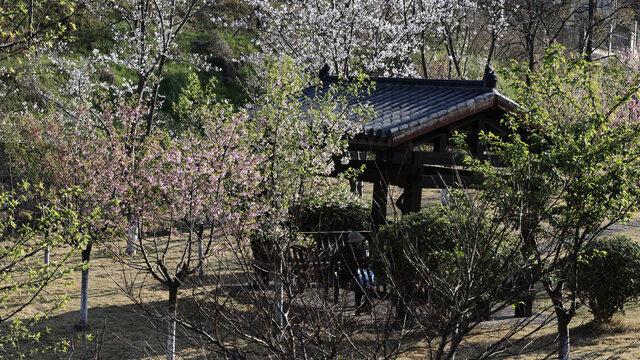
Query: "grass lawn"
10 188 640 359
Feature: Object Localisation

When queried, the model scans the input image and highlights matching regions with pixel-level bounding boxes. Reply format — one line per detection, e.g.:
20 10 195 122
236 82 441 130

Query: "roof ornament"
483 66 497 88
319 63 331 81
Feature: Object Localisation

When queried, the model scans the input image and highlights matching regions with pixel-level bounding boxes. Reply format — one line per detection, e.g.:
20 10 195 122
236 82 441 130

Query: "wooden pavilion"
302 66 518 230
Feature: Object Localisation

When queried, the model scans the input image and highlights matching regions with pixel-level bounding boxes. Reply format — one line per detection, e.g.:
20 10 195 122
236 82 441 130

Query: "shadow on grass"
21 282 390 359
461 313 640 359
15 302 169 360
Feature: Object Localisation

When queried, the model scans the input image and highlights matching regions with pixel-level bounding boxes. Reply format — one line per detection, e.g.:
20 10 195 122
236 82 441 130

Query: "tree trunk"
77 243 92 329
44 228 50 266
445 329 463 360
434 333 448 360
44 246 50 266
557 313 571 360
126 221 138 255
197 224 205 279
526 33 535 86
485 28 497 68
167 284 178 360
585 0 595 61
523 0 535 86
274 265 284 334
28 0 33 45
440 188 449 206
420 40 428 78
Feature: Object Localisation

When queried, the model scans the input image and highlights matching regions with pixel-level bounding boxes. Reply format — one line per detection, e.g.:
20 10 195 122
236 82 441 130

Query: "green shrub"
377 206 454 272
290 201 370 232
376 202 520 309
375 206 456 301
577 235 640 323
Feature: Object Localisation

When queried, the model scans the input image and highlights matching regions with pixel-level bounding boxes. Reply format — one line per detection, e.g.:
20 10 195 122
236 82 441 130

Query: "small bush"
375 206 456 301
376 202 521 310
376 206 454 273
290 201 370 232
577 235 640 323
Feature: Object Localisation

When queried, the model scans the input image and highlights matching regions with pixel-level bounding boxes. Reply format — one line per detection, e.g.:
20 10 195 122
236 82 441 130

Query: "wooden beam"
390 151 501 167
332 153 493 186
421 165 475 178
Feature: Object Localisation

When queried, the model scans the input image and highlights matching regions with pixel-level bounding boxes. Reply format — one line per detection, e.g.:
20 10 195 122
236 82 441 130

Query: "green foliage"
577 235 640 323
160 64 194 117
290 201 370 232
376 197 521 321
71 15 115 55
0 0 77 60
463 45 640 258
0 183 83 358
377 206 454 270
459 45 640 356
172 72 234 134
377 201 516 284
249 56 373 240
376 206 454 301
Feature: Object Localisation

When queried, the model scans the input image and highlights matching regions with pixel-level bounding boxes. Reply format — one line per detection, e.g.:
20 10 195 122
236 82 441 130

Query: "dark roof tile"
301 74 516 147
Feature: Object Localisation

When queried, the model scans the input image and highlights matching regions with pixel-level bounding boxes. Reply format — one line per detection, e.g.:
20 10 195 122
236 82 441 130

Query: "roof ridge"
322 75 487 88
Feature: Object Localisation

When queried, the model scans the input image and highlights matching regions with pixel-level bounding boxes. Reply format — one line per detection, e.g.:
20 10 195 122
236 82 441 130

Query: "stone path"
599 220 640 235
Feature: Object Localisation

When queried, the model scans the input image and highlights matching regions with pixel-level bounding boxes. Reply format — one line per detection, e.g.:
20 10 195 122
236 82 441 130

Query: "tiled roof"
301 71 517 149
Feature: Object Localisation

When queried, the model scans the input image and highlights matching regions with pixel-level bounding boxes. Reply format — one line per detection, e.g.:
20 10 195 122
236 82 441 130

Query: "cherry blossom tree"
240 0 511 80
11 71 261 358
11 103 146 329
110 58 374 359
241 0 422 77
18 0 221 300
113 75 263 360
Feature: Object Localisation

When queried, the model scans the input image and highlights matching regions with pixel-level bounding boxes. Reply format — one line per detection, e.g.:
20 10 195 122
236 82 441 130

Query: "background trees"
85 0 214 132
242 0 500 79
242 0 418 77
0 0 84 124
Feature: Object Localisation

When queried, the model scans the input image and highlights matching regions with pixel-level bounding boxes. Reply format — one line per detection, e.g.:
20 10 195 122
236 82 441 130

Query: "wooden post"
433 133 448 153
400 152 423 215
608 23 614 56
468 118 485 155
371 152 389 232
